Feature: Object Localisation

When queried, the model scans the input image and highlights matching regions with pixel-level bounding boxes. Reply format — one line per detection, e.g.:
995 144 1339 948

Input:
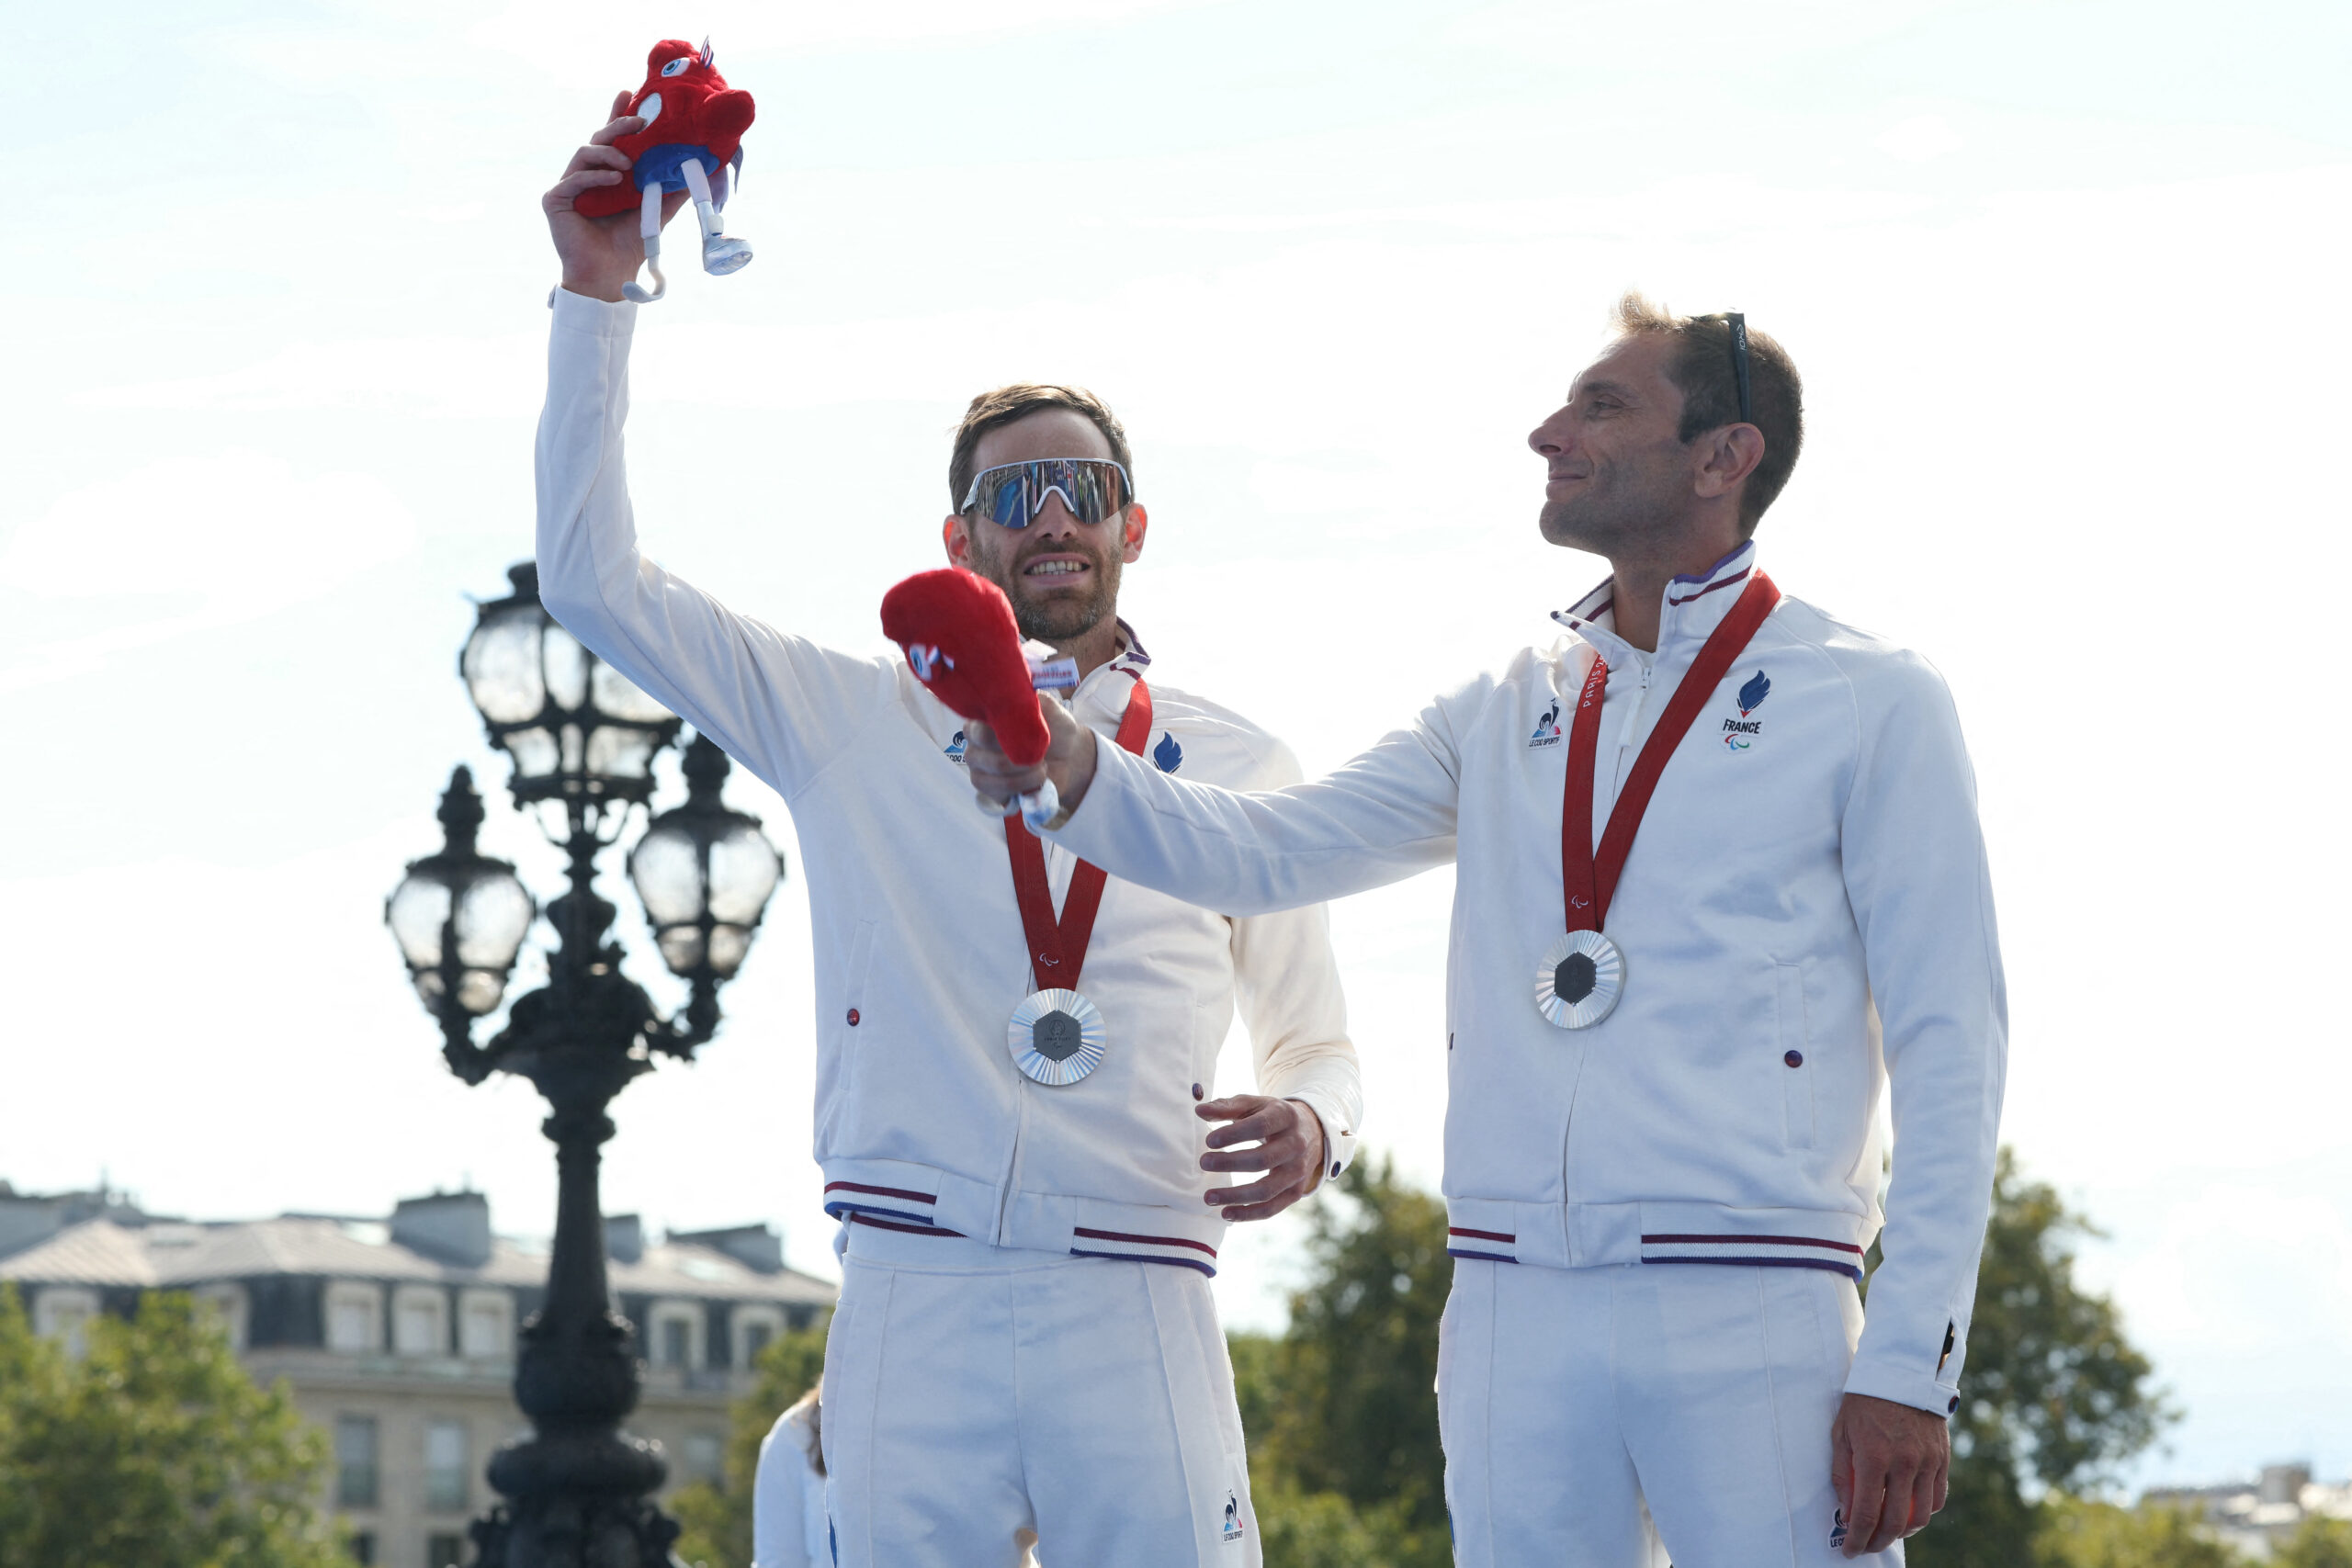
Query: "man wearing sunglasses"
968 296 2007 1565
533 107 1360 1568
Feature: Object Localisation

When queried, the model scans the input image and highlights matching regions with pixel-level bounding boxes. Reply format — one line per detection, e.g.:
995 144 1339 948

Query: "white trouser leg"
1020 1257 1261 1567
1618 1263 1901 1568
820 1252 1034 1568
1439 1259 1656 1568
821 1224 1258 1568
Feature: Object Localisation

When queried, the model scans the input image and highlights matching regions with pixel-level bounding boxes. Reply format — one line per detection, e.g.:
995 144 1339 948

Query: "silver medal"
1007 987 1107 1085
1535 930 1625 1030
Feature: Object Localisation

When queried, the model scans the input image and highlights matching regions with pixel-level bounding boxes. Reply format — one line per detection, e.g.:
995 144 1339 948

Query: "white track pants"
820 1220 1260 1568
1440 1260 1902 1568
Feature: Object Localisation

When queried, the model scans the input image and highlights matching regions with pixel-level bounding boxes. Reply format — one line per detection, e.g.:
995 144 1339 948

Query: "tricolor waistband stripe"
1069 1247 1216 1277
1074 1225 1218 1258
1445 1224 1519 1264
823 1180 939 1225
849 1213 964 1237
1641 1233 1863 1254
1645 1255 1863 1280
825 1180 938 1203
1639 1232 1863 1281
1069 1224 1220 1276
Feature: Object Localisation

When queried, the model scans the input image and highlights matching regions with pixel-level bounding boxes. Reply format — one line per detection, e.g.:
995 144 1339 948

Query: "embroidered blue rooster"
1153 731 1183 773
1737 670 1770 717
1532 700 1561 740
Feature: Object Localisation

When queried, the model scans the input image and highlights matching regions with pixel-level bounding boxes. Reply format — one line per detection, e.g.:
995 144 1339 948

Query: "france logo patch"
1154 731 1183 773
1737 669 1770 717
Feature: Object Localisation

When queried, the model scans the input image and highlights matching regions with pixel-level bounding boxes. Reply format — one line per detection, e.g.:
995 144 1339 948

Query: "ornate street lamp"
388 562 785 1567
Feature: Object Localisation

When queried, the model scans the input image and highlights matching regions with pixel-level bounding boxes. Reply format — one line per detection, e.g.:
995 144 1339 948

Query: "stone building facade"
0 1183 835 1567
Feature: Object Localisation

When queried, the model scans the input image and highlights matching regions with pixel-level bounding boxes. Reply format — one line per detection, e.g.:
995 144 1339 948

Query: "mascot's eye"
661 56 692 77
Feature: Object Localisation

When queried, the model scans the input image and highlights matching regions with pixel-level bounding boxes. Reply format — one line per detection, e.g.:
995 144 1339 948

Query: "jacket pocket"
819 920 882 1151
1775 962 1815 1150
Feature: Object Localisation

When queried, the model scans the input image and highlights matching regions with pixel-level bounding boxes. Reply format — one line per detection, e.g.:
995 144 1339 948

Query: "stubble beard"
1538 456 1682 558
968 534 1121 645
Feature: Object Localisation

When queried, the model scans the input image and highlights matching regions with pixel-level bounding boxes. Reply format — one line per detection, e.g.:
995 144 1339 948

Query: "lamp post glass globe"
628 737 784 980
461 564 680 805
386 767 537 1017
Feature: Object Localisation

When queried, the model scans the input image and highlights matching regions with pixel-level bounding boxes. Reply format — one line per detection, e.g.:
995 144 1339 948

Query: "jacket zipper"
993 1087 1027 1247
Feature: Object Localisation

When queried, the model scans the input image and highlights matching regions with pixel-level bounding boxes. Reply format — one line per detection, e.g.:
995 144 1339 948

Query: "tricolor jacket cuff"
1283 1091 1359 1188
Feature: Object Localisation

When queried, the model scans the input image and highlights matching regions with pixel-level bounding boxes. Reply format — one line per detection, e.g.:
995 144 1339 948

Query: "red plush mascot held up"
574 38 756 303
881 570 1076 829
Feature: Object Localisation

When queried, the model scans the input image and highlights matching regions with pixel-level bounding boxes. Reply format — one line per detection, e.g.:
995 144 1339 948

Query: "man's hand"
966 697 1098 818
1830 1393 1950 1556
1198 1096 1328 1221
543 94 690 303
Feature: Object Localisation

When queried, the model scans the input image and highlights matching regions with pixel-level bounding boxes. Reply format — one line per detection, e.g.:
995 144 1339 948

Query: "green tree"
673 1322 829 1568
0 1283 353 1567
1897 1149 2173 1568
2031 1496 2238 1568
1231 1155 1452 1568
2275 1516 2352 1568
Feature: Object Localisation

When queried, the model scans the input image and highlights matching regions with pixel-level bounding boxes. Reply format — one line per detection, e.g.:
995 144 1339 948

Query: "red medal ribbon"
1005 675 1155 993
1562 572 1781 932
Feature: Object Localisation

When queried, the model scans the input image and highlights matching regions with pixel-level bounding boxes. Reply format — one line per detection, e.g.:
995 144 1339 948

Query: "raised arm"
536 104 892 797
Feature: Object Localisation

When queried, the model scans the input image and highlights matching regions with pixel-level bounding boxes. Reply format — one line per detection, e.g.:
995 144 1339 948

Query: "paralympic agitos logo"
1722 670 1770 750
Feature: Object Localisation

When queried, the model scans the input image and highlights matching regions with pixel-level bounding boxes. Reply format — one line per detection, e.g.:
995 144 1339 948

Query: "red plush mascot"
881 570 1076 829
575 38 756 303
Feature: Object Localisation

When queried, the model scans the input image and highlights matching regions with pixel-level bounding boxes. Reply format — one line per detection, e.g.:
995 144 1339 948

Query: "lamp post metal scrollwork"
387 562 784 1567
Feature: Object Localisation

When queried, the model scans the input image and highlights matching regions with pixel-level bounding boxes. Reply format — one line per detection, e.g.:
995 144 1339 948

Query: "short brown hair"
1612 292 1804 532
947 384 1135 509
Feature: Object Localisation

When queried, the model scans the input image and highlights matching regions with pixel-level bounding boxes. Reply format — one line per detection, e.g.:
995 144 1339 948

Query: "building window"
193 1284 248 1351
392 1286 447 1357
348 1530 376 1565
683 1431 725 1484
424 1420 469 1513
649 1302 700 1369
734 1305 786 1370
427 1534 466 1568
458 1291 513 1359
334 1416 379 1508
326 1282 383 1354
32 1288 102 1359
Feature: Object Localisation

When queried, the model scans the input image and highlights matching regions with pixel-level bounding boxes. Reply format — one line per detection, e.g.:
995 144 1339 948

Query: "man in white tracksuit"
969 297 2007 1564
536 108 1362 1567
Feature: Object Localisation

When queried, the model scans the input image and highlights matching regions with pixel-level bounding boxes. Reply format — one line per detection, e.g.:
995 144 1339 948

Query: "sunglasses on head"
1700 311 1755 424
960 458 1133 530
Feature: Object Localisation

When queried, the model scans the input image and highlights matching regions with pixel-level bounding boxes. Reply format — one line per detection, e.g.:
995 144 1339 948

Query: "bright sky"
4 0 2346 1493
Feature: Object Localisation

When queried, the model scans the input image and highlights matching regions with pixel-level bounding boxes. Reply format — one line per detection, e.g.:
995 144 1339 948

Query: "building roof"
2 1215 834 1309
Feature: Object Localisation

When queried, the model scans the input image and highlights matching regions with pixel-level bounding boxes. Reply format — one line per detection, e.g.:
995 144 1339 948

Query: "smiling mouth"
1022 558 1091 580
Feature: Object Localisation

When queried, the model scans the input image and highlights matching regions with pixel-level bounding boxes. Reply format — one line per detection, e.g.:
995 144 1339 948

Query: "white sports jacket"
535 290 1361 1272
1045 543 2007 1415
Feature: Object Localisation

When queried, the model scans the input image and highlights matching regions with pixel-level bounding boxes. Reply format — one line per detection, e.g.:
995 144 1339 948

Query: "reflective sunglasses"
960 458 1133 529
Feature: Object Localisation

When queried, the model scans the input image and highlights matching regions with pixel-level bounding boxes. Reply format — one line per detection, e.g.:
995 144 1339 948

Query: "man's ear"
1691 426 1765 503
1119 502 1149 565
943 513 972 566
